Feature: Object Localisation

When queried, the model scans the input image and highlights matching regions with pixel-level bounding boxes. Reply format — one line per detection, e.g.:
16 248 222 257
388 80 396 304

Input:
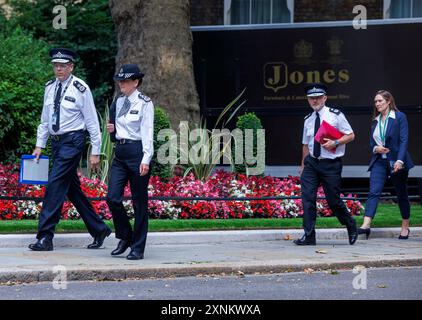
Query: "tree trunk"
109 0 200 128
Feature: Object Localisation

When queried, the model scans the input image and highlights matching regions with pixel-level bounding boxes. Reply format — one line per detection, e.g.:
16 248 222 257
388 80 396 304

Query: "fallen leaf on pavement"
353 265 366 272
304 268 314 274
283 235 292 240
316 250 328 254
237 270 245 277
377 284 387 288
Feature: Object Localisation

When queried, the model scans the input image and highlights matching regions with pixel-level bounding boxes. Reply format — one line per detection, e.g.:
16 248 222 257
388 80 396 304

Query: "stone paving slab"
0 230 421 284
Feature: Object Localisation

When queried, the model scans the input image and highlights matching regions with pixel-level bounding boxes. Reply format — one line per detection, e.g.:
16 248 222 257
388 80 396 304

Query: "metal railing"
1 195 421 202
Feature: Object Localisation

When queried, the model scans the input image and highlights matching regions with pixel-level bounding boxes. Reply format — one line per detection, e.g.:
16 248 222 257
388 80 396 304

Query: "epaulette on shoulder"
73 80 86 93
329 107 341 115
138 93 151 102
45 79 55 87
304 113 312 120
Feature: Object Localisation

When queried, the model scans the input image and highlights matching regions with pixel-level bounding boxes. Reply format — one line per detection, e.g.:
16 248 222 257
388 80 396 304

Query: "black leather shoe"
293 233 316 246
358 227 371 239
28 237 53 251
126 250 144 260
347 220 358 245
398 228 410 240
87 228 112 249
111 239 132 256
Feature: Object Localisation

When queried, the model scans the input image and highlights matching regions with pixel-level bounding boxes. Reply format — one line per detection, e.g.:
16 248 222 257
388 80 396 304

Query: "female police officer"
106 64 154 260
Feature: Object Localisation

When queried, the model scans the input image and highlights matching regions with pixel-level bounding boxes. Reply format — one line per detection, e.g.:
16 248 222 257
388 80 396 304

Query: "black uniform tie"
52 82 62 132
313 112 321 158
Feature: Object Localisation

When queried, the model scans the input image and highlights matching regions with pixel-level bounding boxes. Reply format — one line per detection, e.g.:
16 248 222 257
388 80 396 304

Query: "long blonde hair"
373 90 399 120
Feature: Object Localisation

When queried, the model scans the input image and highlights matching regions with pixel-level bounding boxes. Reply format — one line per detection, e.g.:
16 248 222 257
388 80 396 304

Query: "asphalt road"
0 266 421 300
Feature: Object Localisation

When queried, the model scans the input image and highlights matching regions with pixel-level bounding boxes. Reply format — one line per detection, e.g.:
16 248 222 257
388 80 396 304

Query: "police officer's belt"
309 156 342 162
51 129 85 141
116 139 142 144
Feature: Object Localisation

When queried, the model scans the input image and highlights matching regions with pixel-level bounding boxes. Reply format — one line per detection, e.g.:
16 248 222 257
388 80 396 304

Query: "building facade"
189 0 422 177
191 0 422 26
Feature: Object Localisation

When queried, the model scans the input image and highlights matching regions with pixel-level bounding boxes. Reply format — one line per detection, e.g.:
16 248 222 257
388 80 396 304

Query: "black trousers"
106 142 150 253
300 155 354 236
37 130 110 240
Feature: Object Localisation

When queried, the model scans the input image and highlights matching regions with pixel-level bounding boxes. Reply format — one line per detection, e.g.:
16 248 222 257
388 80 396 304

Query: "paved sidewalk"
0 228 421 284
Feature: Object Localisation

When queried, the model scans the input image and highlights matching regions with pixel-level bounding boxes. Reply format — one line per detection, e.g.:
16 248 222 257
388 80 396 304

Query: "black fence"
1 195 421 203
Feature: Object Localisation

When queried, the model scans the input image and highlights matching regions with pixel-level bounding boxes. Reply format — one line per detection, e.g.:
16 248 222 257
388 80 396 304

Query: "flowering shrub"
0 163 364 220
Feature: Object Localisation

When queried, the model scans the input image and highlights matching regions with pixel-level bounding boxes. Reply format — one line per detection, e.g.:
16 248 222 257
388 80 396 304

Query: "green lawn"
0 203 421 234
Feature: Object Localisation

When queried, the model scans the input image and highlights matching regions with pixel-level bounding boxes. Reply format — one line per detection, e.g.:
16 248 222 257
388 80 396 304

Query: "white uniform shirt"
372 110 396 159
115 89 154 165
36 75 102 155
302 105 353 159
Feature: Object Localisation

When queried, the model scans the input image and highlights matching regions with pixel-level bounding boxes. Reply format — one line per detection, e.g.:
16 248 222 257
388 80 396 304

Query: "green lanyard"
378 110 390 145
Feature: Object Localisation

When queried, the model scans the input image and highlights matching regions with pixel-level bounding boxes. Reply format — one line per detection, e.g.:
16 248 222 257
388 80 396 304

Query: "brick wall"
190 0 224 26
190 0 383 26
294 0 383 22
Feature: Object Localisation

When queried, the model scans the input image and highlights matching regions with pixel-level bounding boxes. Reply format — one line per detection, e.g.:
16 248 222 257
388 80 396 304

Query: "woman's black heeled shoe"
398 228 410 240
358 228 371 239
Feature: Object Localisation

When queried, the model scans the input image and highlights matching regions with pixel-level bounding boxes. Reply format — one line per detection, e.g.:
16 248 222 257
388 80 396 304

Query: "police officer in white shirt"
295 83 358 246
29 48 111 251
106 64 154 260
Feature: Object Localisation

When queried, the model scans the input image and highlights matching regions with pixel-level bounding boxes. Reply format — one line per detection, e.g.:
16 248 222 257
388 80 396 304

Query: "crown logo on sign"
327 36 343 56
294 40 313 59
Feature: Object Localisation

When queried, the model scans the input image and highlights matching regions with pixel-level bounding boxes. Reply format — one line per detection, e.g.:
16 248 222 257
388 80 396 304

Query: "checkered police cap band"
307 87 326 97
53 51 73 60
117 72 135 79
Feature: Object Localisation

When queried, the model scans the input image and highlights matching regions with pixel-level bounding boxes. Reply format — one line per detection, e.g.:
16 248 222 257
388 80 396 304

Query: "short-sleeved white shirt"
302 105 353 159
115 89 154 165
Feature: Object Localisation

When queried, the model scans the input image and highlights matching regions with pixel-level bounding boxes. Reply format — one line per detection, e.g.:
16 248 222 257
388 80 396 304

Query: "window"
384 0 422 18
224 0 294 25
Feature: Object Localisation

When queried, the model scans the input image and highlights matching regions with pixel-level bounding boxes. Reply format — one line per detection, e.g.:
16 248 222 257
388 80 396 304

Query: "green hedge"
233 112 264 175
152 106 173 178
0 28 53 163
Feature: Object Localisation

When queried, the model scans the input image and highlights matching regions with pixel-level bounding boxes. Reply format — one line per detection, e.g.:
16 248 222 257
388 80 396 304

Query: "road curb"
1 258 421 285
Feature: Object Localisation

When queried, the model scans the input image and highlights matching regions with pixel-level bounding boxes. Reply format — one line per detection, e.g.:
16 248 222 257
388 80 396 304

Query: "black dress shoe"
398 228 410 240
111 239 132 256
358 227 371 239
347 220 358 245
293 233 316 246
126 250 144 260
28 237 53 251
87 228 112 249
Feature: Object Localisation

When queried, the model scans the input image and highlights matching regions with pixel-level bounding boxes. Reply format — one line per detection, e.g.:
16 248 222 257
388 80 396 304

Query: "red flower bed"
0 163 363 220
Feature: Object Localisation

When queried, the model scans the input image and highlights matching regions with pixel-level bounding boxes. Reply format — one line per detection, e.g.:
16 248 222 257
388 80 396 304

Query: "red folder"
314 120 344 153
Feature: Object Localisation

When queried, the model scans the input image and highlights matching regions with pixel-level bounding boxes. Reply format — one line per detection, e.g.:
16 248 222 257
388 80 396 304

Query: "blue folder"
19 155 49 185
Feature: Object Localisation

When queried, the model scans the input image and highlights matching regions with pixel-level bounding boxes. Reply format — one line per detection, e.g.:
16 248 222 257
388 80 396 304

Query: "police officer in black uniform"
106 64 154 260
29 48 112 251
295 83 358 246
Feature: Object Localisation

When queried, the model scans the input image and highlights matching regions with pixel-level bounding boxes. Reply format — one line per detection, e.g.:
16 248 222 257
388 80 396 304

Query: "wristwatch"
334 140 340 146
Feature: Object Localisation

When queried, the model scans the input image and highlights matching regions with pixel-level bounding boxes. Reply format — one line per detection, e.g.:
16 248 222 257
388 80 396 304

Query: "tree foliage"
4 0 117 106
0 28 52 162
